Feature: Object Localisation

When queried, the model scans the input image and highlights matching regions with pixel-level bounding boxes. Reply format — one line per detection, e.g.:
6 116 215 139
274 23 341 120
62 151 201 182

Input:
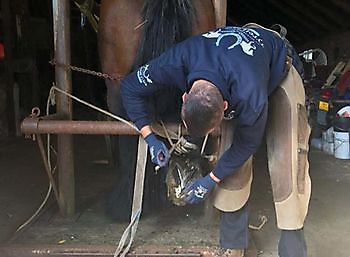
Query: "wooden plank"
306 0 345 27
332 0 350 13
284 0 335 31
230 1 303 42
213 0 227 28
268 0 321 35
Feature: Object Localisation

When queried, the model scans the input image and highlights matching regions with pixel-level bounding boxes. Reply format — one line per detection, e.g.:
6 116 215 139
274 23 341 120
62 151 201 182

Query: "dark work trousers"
219 204 249 249
220 206 307 257
278 229 307 257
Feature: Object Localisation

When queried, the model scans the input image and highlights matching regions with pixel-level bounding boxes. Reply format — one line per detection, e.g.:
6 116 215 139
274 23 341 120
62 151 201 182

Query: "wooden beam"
235 1 305 43
213 0 227 27
331 0 350 15
228 0 307 43
267 0 319 37
283 0 335 31
306 0 345 27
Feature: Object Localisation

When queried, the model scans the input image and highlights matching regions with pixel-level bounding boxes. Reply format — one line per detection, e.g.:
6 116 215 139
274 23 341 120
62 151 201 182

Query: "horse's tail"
133 0 195 69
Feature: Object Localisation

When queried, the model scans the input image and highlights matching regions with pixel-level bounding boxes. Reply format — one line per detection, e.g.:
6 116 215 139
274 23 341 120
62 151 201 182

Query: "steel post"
52 0 75 217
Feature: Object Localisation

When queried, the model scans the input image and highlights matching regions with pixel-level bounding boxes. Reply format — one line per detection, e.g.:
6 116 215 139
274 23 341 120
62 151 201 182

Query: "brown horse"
98 0 219 221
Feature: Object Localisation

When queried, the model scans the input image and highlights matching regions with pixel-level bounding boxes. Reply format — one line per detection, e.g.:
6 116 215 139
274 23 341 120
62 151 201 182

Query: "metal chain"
49 59 122 81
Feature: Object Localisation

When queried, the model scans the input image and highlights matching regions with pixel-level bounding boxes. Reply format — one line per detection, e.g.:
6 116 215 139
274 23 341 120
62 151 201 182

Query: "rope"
15 86 58 233
49 86 139 132
160 121 202 156
158 121 218 165
114 136 147 257
200 134 209 155
17 85 141 256
19 85 216 255
74 0 99 33
160 120 176 149
134 20 148 30
114 209 142 257
248 215 268 230
15 178 54 232
49 85 144 257
49 86 268 243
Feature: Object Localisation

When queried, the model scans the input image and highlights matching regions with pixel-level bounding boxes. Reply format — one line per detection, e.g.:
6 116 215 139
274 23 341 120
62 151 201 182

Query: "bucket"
337 106 350 116
334 131 350 159
334 105 350 132
333 106 350 159
322 127 334 155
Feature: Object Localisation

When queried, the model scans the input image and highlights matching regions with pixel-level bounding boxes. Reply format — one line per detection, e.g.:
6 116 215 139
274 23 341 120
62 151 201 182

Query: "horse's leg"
192 0 216 34
99 0 147 221
99 0 144 114
99 0 219 222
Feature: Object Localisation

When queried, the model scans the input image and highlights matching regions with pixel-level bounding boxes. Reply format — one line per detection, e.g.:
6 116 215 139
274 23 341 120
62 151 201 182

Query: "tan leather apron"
212 66 311 230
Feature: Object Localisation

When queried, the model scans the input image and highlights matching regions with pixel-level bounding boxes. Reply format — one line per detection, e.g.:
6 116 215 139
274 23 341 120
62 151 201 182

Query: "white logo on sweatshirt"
194 185 208 198
137 64 153 87
202 27 264 56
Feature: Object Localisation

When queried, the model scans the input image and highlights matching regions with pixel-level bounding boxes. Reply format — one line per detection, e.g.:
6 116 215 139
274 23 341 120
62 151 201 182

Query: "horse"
98 0 219 221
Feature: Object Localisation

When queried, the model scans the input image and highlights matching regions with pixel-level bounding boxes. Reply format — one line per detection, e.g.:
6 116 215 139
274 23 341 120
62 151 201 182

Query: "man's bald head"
181 80 225 137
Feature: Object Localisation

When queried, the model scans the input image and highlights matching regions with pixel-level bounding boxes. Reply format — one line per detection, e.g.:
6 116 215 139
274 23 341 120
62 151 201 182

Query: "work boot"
214 248 245 257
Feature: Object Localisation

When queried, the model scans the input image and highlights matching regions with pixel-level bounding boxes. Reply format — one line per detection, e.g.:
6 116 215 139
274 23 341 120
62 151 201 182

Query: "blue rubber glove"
144 133 170 167
183 174 216 204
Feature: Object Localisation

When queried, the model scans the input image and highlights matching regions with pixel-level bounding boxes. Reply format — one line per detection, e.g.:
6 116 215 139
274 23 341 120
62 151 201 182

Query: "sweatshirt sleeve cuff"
134 118 150 131
209 172 221 183
211 169 225 181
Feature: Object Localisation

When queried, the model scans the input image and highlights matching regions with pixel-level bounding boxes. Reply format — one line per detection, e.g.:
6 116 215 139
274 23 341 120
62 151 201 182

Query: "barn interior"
1 1 350 257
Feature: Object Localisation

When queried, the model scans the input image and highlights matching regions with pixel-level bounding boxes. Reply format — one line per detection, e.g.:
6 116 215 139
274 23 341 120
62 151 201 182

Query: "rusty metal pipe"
21 110 221 137
21 118 221 136
21 119 139 135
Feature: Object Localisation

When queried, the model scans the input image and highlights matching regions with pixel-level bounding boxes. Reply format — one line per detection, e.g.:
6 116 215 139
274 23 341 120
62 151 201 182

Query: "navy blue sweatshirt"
120 26 303 180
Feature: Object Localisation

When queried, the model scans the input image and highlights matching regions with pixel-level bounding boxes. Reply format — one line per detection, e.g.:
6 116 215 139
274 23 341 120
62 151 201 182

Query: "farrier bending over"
120 25 311 257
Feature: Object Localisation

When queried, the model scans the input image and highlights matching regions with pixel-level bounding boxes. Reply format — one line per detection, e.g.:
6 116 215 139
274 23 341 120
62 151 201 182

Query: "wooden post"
52 0 75 217
213 0 227 28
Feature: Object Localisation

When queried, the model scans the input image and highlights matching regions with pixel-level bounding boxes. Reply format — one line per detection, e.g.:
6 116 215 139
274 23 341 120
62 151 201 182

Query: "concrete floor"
0 135 350 256
250 146 350 257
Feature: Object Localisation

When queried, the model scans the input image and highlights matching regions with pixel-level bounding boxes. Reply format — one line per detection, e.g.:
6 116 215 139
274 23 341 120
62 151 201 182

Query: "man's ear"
182 92 187 102
223 100 228 111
